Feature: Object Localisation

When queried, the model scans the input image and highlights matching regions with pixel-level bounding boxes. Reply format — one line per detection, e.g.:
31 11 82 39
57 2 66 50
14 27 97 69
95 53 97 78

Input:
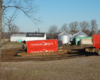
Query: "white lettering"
30 42 54 46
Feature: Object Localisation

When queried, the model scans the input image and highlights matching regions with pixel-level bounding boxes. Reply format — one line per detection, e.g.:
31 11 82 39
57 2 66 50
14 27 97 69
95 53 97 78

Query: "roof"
26 32 45 37
73 30 87 37
11 34 26 37
58 31 70 36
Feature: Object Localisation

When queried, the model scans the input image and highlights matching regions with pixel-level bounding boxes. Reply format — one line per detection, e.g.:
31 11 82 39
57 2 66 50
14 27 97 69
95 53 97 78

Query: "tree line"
47 19 99 39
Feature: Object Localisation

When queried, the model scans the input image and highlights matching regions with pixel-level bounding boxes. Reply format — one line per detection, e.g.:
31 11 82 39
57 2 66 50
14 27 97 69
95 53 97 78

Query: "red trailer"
26 39 58 53
85 35 100 55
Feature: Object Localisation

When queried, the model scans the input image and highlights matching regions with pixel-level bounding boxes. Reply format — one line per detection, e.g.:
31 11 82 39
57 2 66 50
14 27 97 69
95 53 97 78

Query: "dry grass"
1 56 100 80
1 42 23 49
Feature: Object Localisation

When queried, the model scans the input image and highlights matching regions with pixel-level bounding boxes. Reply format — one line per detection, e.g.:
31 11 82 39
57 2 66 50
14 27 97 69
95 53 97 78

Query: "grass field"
1 56 100 80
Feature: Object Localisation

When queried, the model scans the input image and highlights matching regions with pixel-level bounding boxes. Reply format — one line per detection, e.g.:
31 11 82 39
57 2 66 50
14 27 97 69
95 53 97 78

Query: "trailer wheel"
97 50 100 55
97 52 100 55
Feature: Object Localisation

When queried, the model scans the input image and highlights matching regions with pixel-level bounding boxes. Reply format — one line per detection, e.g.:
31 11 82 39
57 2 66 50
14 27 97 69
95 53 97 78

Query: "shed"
58 31 70 44
75 36 92 45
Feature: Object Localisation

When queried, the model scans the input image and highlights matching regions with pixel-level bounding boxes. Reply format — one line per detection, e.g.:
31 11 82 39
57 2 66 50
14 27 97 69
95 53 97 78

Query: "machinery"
85 34 100 55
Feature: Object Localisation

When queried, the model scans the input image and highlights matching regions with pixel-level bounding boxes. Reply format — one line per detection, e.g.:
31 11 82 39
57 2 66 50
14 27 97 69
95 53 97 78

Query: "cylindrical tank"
72 30 87 42
58 35 70 44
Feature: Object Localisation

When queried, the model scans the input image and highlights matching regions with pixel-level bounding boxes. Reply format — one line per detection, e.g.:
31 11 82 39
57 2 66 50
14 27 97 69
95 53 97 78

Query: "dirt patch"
1 45 98 62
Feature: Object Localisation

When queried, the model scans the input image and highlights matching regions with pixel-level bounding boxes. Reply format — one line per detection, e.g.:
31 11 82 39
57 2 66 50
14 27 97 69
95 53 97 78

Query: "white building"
10 34 26 42
10 32 46 42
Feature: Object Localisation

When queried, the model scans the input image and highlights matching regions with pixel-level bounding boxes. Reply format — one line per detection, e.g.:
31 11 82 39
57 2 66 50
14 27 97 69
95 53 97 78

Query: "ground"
0 42 100 80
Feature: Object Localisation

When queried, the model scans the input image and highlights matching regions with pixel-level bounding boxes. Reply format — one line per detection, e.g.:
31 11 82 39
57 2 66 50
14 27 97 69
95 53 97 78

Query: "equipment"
85 35 100 55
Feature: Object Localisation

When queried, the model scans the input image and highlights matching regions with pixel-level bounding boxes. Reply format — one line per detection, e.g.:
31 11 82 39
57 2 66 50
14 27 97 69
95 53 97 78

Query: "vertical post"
0 0 2 79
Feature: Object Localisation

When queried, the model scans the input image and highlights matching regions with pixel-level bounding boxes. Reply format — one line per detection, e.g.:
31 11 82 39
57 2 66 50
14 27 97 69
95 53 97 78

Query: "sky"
11 0 100 33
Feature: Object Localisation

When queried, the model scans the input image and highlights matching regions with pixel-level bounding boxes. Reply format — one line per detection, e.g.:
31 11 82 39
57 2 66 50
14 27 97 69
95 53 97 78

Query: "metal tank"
58 31 70 44
72 30 87 41
75 34 87 37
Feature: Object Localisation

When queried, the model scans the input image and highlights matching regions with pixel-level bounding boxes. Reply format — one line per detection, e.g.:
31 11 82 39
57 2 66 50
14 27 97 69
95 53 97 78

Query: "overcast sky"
11 0 100 33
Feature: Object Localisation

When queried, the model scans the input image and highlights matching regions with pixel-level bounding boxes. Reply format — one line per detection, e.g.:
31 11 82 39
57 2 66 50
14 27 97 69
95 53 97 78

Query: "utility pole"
0 0 2 78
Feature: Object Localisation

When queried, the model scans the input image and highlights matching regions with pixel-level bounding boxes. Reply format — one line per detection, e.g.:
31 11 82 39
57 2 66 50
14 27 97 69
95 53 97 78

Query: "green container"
75 36 92 45
18 39 22 43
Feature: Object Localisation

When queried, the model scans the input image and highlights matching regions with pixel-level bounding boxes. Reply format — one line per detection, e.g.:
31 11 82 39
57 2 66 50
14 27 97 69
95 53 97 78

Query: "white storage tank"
72 30 87 41
58 31 70 44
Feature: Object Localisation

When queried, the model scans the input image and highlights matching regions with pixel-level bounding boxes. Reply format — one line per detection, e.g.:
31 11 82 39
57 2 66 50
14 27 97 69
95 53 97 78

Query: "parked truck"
85 34 100 55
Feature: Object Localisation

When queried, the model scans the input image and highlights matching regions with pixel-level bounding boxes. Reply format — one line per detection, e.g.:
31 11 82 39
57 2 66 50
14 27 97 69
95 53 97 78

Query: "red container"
27 47 58 53
26 39 58 48
93 35 100 49
26 39 58 53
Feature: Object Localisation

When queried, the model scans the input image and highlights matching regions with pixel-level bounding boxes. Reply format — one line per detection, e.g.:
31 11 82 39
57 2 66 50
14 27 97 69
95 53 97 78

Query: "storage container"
75 36 92 45
93 35 100 48
26 39 58 53
80 39 92 45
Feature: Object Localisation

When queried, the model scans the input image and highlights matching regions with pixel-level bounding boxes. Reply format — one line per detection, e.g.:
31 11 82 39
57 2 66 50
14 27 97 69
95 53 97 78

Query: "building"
10 34 26 42
25 32 46 41
10 32 46 42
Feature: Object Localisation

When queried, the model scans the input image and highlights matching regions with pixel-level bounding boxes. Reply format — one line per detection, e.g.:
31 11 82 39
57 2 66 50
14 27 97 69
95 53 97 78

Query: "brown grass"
1 42 23 50
1 56 100 80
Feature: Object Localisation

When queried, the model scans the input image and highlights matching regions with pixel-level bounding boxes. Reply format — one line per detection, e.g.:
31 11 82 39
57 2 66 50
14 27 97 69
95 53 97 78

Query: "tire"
97 51 100 55
89 49 93 52
97 50 100 55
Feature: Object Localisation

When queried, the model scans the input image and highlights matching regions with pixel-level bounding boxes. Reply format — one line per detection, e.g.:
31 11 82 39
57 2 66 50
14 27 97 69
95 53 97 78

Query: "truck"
85 34 100 55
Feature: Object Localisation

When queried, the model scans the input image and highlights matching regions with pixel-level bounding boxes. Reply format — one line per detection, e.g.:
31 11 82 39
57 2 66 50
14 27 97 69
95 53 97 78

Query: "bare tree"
80 21 89 34
84 30 91 36
2 0 39 22
1 25 5 39
97 30 100 34
8 24 19 33
48 25 57 39
0 0 39 76
80 21 89 31
59 24 69 32
0 0 39 42
90 19 98 36
69 22 78 33
0 0 2 77
0 0 39 43
7 24 19 37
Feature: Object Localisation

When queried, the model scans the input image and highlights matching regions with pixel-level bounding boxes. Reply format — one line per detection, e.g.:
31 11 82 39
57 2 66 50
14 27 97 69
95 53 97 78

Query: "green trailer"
75 36 92 45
